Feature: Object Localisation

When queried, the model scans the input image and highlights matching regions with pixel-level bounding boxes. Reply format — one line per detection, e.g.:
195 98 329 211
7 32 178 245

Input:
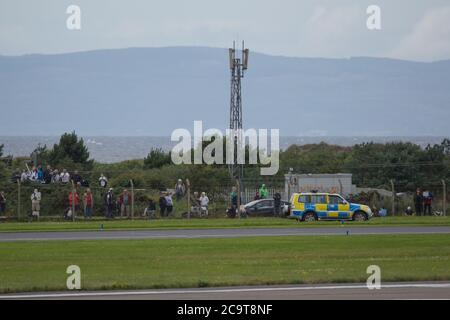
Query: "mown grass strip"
1 234 449 293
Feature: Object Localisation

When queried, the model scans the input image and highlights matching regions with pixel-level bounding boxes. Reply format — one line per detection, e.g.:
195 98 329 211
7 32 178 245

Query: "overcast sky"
1 0 449 61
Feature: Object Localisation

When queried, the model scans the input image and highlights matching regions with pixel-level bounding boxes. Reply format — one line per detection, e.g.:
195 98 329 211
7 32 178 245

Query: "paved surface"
0 226 449 242
1 283 449 300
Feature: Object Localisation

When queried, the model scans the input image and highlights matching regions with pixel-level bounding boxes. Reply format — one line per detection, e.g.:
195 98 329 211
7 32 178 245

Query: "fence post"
130 179 134 220
390 179 395 217
186 179 191 219
71 181 75 222
237 179 241 219
17 179 21 221
443 179 447 216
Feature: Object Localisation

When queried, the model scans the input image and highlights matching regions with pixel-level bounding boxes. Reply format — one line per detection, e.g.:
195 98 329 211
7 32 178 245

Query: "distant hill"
1 47 449 136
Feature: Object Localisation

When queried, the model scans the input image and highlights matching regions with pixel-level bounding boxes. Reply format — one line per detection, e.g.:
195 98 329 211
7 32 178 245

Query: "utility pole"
228 41 249 193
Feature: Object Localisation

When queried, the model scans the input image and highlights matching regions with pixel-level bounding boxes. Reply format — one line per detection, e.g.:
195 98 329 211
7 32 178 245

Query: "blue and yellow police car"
289 192 373 222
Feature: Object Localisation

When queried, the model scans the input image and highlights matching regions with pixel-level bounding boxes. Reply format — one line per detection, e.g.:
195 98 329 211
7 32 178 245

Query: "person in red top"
83 188 94 219
423 190 433 216
68 189 80 216
119 189 132 218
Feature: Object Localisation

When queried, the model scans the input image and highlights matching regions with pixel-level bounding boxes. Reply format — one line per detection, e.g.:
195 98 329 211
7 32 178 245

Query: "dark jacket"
147 200 156 211
273 193 282 206
105 192 114 206
414 194 423 206
159 196 167 208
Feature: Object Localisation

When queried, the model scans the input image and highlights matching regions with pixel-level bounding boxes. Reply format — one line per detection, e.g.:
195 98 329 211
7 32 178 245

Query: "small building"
284 173 354 199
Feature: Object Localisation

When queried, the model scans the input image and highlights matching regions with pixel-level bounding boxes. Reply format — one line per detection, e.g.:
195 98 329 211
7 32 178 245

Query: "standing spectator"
51 169 61 183
29 167 37 182
43 165 52 184
72 170 82 185
36 166 44 183
68 189 80 217
191 191 200 215
143 199 156 219
254 191 261 201
30 188 41 219
83 188 94 219
104 188 115 219
199 192 209 217
414 189 423 216
61 169 70 184
0 191 6 214
175 179 186 201
273 192 282 216
259 184 269 199
20 170 28 182
165 192 174 217
159 192 167 217
423 190 433 215
99 174 108 188
119 189 132 218
229 187 238 217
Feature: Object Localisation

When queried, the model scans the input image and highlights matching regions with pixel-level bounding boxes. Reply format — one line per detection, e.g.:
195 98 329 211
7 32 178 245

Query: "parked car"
289 192 373 222
242 199 290 217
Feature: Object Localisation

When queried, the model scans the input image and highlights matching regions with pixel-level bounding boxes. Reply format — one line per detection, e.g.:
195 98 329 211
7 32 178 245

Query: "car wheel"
303 212 317 222
353 211 367 221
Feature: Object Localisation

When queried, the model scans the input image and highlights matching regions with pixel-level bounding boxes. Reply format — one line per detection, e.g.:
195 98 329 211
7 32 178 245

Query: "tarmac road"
0 226 449 242
1 283 449 300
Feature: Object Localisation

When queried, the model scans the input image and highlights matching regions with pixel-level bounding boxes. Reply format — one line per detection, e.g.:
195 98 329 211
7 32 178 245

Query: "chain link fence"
0 176 448 221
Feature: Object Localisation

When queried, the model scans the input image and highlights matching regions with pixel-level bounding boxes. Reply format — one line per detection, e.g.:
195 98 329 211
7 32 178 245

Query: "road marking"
1 283 450 299
1 229 450 242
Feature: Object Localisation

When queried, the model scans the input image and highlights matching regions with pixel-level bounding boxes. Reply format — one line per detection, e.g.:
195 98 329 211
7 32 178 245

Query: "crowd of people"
0 170 442 220
23 176 213 221
19 165 89 186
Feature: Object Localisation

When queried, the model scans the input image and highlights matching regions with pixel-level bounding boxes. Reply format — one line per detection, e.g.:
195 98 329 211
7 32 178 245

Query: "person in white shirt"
61 169 70 184
30 189 41 219
20 170 28 182
51 169 61 183
99 174 108 188
29 168 37 181
199 192 209 217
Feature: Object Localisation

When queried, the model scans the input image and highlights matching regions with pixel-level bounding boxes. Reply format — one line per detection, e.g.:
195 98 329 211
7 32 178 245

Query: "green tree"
279 143 351 175
144 148 171 169
48 132 92 168
0 144 3 158
30 143 49 166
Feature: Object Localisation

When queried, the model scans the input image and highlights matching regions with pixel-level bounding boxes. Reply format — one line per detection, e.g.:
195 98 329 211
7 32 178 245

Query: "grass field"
0 216 449 233
1 234 449 293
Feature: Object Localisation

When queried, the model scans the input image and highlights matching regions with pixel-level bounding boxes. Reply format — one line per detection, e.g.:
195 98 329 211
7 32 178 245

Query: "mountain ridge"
1 46 449 136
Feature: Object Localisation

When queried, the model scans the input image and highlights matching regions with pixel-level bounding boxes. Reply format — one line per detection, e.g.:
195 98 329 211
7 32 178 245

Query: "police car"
289 192 373 222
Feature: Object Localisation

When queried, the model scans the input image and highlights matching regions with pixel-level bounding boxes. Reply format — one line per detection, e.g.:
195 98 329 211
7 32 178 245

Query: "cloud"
300 5 363 57
390 6 450 62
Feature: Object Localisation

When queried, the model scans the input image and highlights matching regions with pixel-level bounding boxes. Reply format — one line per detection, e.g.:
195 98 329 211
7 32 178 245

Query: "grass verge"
0 216 449 233
0 234 449 293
